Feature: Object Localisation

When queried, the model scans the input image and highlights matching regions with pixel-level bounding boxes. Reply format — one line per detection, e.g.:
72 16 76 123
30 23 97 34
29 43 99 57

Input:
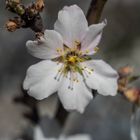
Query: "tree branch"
14 87 40 124
55 101 69 126
5 0 44 32
87 0 108 24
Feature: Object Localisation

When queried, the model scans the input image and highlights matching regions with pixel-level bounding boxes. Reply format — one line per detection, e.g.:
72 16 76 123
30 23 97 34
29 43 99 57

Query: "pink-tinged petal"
23 60 62 100
58 72 93 113
26 30 63 59
81 20 107 55
81 60 118 96
54 5 88 48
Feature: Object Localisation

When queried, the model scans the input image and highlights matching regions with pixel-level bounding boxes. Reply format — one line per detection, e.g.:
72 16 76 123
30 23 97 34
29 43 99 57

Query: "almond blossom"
23 5 118 113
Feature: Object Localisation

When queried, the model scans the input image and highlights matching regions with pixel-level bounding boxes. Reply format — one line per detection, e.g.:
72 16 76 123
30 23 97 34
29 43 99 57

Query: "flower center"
54 41 86 73
68 56 78 64
53 41 94 90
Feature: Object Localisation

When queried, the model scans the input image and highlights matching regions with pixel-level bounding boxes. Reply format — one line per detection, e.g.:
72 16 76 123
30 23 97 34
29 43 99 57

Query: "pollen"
54 40 92 88
56 48 63 53
79 51 82 55
56 48 60 52
74 40 81 46
94 47 99 53
68 56 77 63
85 49 89 54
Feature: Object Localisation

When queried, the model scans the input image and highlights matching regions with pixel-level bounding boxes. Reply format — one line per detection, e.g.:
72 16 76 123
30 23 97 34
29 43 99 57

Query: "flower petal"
34 126 45 140
26 30 63 59
34 126 57 140
82 60 118 96
54 5 88 48
58 73 93 113
81 20 107 55
23 60 62 100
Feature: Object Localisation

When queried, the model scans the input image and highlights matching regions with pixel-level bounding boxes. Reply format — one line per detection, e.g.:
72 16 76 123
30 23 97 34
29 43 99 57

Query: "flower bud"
15 4 25 15
11 0 20 4
5 20 18 32
119 66 133 77
124 88 140 103
6 0 20 9
35 0 45 12
118 78 128 93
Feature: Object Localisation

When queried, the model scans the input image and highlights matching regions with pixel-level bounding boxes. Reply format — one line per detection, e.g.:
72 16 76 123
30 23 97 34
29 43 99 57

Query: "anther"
79 51 82 55
85 50 89 54
94 47 99 53
75 40 80 46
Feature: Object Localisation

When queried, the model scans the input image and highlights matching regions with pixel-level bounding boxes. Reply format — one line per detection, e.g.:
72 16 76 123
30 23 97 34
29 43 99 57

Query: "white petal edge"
23 60 62 100
58 72 93 113
26 30 63 59
34 126 56 140
34 126 45 140
81 60 118 96
54 5 88 48
81 20 107 55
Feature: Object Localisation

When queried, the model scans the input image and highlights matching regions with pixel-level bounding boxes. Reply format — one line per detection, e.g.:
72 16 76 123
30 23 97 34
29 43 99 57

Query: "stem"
87 0 108 24
55 101 69 126
14 87 40 124
5 0 44 32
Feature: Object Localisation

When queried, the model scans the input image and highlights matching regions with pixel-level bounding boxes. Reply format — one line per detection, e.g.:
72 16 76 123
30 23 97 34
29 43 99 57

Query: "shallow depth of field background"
0 0 140 140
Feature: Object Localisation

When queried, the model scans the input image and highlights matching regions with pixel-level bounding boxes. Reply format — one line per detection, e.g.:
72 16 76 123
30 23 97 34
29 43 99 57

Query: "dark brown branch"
87 0 108 24
14 87 40 124
5 0 44 32
55 100 69 126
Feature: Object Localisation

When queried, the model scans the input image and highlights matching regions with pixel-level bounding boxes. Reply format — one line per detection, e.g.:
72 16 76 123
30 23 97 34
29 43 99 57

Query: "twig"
14 87 40 124
55 101 69 126
5 0 44 32
87 0 108 24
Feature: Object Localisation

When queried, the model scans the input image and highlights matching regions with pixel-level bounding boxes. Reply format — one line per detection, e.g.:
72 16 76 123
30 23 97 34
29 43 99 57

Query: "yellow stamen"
68 56 77 63
94 47 99 53
74 40 80 46
85 49 89 54
79 51 82 55
76 79 79 83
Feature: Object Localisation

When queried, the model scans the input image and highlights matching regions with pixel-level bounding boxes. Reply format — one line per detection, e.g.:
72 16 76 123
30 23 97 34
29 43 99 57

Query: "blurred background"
0 0 140 140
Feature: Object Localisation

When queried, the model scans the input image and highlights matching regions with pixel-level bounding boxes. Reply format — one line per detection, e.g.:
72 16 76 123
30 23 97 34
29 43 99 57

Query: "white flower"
34 126 55 140
34 126 91 140
23 5 118 113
